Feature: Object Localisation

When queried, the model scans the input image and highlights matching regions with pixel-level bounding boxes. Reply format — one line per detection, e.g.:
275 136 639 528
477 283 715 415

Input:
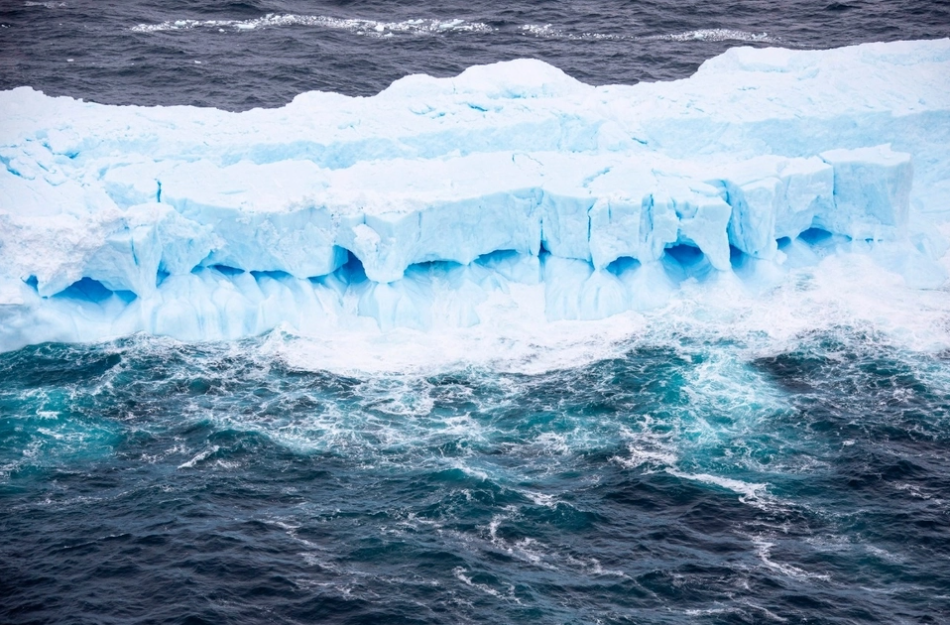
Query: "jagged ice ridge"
1 39 949 351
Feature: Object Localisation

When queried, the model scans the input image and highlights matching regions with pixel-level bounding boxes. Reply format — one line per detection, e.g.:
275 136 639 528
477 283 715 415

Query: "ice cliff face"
1 39 949 351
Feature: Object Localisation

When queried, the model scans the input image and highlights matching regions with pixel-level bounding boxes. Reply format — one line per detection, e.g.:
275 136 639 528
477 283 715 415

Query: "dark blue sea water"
1 0 948 109
3 333 950 623
3 1 950 624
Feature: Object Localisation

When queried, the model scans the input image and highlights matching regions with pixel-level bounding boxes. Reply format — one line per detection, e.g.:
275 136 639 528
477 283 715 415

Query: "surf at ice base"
1 38 949 352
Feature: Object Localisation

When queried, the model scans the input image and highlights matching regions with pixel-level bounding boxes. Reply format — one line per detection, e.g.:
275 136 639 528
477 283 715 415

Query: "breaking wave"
519 25 777 43
645 28 776 43
130 14 493 36
130 14 774 45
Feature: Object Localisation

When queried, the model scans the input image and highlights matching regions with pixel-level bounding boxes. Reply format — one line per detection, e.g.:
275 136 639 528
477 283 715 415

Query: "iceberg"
1 38 948 351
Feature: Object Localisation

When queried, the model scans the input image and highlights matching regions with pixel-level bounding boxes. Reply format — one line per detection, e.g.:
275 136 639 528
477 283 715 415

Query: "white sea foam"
177 444 219 469
453 567 521 603
269 246 950 378
668 470 769 502
519 25 775 43
131 14 492 36
486 514 557 569
565 555 628 578
647 28 776 43
752 539 831 581
614 445 676 468
130 16 771 44
519 24 626 41
268 305 642 377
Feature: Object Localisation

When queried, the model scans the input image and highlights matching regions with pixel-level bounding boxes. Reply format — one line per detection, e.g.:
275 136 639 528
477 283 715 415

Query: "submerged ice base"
1 39 949 351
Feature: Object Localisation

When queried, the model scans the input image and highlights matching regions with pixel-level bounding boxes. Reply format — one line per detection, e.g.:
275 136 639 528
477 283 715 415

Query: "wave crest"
131 14 493 36
131 15 773 45
646 28 776 43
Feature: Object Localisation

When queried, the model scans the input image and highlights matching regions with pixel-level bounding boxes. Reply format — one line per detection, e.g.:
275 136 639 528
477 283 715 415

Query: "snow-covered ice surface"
1 38 949 361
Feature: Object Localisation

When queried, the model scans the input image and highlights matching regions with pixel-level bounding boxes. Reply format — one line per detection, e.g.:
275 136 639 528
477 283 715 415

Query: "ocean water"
0 0 947 109
3 1 950 624
3 330 950 624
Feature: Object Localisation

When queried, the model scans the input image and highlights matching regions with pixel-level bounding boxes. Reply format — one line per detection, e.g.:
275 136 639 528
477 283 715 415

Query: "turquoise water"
3 331 949 623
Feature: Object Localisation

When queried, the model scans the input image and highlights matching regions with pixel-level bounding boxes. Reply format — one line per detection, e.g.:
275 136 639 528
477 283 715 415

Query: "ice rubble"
0 38 948 350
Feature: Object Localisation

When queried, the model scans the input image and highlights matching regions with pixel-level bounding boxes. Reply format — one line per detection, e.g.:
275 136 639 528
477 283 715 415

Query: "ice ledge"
4 145 914 294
